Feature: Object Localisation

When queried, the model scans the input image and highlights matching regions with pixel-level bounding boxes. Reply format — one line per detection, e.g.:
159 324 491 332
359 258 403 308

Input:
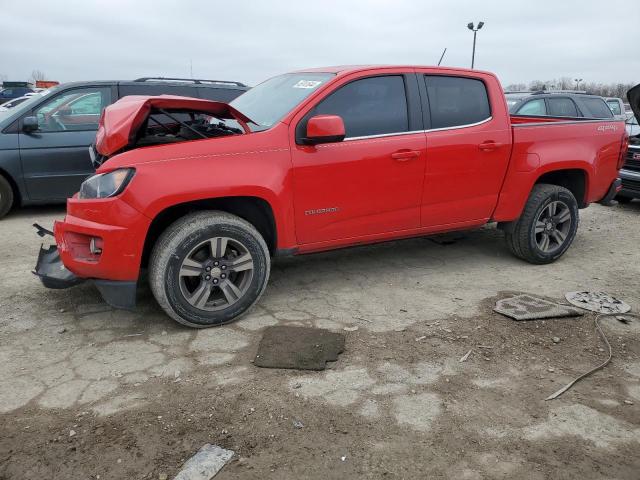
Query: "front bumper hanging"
32 224 137 309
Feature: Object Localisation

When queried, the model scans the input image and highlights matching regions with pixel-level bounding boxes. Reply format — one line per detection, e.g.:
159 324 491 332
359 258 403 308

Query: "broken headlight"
78 168 135 199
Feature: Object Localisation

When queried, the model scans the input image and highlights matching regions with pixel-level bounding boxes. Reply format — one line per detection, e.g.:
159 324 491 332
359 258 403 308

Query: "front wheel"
505 184 579 264
149 211 270 328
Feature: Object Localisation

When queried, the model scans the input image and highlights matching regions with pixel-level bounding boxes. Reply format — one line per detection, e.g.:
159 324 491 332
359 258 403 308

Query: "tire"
149 211 270 328
505 184 579 265
0 175 14 219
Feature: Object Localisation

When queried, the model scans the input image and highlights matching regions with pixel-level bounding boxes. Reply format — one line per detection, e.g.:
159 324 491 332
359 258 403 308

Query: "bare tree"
30 69 47 84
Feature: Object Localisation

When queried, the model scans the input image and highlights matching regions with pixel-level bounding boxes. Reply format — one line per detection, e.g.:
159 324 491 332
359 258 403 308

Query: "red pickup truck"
35 66 629 328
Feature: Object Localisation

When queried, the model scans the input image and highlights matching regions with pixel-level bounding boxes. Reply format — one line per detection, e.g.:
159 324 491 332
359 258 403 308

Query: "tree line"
505 77 637 101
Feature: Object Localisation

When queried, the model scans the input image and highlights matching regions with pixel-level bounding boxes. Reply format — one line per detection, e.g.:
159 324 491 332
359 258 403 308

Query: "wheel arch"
141 196 277 268
0 166 21 208
534 168 589 208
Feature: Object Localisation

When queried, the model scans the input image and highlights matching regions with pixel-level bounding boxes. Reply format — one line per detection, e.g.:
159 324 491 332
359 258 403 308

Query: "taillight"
618 132 629 169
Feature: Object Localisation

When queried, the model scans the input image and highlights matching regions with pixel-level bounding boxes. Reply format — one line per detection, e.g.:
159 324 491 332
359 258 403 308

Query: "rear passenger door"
419 74 511 226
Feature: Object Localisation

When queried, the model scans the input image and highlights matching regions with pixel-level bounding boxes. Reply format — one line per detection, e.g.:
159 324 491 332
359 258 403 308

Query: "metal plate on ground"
254 326 345 371
494 294 584 321
565 291 631 314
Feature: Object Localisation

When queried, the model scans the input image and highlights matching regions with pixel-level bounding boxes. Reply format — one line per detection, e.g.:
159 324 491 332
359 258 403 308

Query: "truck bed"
490 115 626 221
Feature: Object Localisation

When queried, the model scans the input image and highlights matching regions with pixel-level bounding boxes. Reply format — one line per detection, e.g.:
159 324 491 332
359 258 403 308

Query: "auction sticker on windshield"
293 80 323 89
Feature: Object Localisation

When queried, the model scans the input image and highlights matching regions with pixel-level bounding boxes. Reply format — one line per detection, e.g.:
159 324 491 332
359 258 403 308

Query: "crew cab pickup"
34 66 629 328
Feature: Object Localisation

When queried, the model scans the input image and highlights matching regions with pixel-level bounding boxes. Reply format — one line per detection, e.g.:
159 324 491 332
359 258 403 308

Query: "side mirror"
22 116 39 133
304 115 345 145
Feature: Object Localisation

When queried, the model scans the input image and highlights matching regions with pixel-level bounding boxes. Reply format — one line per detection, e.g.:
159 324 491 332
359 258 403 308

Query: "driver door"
18 87 111 201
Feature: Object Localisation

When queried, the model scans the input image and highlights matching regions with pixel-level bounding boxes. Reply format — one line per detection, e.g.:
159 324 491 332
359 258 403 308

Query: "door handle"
478 141 503 151
391 150 421 161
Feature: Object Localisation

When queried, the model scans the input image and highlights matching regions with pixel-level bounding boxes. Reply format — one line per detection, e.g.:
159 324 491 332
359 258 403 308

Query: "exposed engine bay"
92 95 253 167
134 108 244 148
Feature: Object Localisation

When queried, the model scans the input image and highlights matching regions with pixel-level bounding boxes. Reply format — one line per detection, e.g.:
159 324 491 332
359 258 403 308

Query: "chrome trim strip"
344 130 423 141
425 116 493 133
343 116 493 141
620 168 640 180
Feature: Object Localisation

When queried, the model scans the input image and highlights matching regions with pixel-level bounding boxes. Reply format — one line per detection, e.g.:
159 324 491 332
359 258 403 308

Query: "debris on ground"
292 420 304 429
254 326 345 371
343 325 359 332
545 314 613 401
173 444 234 480
552 337 560 343
494 294 583 321
459 349 472 362
565 291 631 314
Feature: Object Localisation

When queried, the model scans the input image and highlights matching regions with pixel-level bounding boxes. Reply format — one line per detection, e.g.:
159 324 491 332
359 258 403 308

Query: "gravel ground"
0 202 639 479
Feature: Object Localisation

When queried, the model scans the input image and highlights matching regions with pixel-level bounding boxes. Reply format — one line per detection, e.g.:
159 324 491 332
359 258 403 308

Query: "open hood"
628 83 640 126
95 95 252 157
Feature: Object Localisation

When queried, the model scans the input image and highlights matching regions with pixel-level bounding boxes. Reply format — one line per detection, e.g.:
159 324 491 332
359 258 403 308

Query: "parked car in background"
625 111 639 137
0 81 34 102
618 84 640 203
34 65 627 328
0 95 33 111
506 91 614 119
605 97 626 120
0 77 249 217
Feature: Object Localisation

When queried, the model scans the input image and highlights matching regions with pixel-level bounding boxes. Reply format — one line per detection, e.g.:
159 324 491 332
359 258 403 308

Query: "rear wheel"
149 211 270 328
0 175 14 219
505 184 579 264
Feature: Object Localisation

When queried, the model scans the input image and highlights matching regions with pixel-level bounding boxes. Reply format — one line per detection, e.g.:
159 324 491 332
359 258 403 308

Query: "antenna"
437 48 447 66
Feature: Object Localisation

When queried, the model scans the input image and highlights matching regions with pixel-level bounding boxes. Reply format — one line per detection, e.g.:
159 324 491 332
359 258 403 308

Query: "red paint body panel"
51 66 625 283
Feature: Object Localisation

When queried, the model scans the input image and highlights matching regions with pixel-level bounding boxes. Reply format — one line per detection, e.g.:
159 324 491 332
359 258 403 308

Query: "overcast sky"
1 0 637 87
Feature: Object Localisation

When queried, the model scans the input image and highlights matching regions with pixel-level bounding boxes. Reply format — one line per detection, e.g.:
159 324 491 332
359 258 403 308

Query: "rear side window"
547 97 578 117
581 98 614 119
312 75 408 138
607 99 622 115
424 75 491 129
516 99 546 116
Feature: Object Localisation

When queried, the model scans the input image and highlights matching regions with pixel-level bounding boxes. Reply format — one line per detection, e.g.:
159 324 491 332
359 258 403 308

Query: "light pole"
574 78 583 90
467 21 484 69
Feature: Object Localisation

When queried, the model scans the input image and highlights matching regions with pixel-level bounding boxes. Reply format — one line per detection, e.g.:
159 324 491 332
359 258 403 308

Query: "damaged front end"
33 224 85 290
91 94 253 167
32 223 137 309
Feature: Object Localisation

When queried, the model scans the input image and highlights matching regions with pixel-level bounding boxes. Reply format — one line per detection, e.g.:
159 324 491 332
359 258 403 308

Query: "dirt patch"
1 204 639 478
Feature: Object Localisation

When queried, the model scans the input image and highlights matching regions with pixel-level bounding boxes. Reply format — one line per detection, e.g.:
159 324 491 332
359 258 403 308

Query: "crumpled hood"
628 83 640 126
95 94 252 157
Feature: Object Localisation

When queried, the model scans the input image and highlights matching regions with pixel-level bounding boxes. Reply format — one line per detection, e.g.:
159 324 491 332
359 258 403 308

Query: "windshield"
230 72 335 131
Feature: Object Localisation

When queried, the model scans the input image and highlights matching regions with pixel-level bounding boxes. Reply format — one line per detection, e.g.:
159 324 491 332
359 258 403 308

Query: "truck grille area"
624 148 640 172
621 177 640 193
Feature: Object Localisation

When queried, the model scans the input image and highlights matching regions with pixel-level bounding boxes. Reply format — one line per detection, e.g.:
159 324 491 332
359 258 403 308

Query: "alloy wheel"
178 236 254 311
534 200 572 253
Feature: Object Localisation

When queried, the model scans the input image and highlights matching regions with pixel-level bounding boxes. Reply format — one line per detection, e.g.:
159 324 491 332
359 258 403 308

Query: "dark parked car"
506 91 614 119
617 83 640 203
0 82 34 101
0 77 249 217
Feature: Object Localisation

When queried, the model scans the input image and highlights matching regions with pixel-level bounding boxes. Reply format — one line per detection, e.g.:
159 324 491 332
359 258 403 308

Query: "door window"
580 98 614 119
516 99 546 116
424 75 491 128
32 88 110 132
311 76 409 138
547 97 579 117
